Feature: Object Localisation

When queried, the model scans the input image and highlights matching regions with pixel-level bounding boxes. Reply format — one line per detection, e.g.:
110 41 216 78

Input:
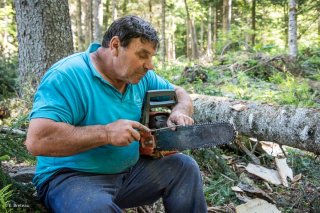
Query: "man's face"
114 38 156 84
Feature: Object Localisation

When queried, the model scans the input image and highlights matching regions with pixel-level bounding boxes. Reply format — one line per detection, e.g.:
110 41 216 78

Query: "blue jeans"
37 154 207 213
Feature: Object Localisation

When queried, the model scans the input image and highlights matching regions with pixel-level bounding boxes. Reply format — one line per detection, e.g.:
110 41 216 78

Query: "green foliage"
204 176 236 206
287 149 320 186
0 55 18 101
0 184 13 213
299 48 320 79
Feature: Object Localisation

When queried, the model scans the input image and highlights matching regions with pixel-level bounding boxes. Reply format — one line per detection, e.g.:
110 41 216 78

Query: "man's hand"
167 111 194 127
105 119 150 146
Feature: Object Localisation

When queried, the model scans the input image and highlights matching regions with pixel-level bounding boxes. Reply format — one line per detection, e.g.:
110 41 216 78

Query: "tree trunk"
191 94 320 155
111 0 117 21
318 6 320 46
222 0 231 34
76 0 84 51
251 0 256 46
318 7 320 46
84 0 93 48
184 0 199 60
148 0 152 23
288 0 298 59
200 18 204 53
213 5 217 47
103 0 110 28
186 18 191 59
283 3 288 49
93 0 103 42
15 0 74 90
1 0 8 56
161 0 166 68
206 3 213 57
167 20 176 61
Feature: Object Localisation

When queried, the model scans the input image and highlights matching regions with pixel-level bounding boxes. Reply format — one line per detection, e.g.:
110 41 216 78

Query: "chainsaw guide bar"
154 122 236 151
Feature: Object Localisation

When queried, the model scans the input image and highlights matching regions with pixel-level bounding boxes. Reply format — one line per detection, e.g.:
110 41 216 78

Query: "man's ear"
109 36 120 57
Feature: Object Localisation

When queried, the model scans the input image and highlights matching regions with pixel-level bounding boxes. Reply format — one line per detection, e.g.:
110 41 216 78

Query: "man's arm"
25 118 149 157
167 85 194 127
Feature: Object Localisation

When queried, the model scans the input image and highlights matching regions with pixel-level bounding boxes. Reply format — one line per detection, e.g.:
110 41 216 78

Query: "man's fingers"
131 121 150 132
184 116 194 125
130 129 141 141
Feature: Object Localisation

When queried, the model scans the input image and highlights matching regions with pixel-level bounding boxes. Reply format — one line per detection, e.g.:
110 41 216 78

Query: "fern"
0 184 13 213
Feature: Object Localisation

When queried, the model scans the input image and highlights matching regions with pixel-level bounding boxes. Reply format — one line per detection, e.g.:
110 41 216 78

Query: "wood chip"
237 182 275 203
231 186 244 192
292 173 302 183
245 163 282 185
259 141 284 157
235 192 252 203
275 158 293 187
236 198 281 213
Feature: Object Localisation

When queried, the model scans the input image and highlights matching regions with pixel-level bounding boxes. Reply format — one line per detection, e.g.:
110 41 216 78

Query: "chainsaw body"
139 90 178 157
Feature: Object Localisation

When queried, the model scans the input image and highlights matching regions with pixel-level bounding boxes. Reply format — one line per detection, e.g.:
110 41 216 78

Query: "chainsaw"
139 90 236 158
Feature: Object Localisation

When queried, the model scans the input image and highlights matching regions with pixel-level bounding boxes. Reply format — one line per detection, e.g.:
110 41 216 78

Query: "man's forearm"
172 85 194 116
25 118 108 157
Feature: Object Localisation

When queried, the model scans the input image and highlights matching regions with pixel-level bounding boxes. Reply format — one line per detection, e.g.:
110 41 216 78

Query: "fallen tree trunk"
191 94 320 155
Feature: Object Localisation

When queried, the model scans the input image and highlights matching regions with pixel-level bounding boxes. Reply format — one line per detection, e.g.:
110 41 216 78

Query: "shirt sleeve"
29 69 85 125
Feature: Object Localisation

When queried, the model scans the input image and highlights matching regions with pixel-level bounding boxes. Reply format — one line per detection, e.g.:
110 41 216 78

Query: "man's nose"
144 61 154 71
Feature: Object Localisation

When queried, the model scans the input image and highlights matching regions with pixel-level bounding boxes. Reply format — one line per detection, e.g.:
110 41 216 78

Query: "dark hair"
102 15 159 49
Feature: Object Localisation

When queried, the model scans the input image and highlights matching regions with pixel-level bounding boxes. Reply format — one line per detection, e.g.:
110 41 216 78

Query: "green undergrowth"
158 49 320 108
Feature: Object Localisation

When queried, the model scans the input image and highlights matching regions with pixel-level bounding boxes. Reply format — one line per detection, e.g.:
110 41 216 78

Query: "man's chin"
129 78 143 84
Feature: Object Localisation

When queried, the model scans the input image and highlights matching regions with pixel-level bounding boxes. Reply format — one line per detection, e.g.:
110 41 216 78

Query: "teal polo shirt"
30 43 173 187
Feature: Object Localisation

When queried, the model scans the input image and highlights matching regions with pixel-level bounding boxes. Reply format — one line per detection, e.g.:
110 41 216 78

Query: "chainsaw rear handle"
141 89 177 127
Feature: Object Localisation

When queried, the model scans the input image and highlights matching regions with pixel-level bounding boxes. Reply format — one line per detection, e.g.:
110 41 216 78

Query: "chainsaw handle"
141 89 177 127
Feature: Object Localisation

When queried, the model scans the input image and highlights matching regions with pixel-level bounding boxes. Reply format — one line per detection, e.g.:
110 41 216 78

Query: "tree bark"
288 0 298 59
111 0 117 21
93 0 103 42
213 5 217 47
15 0 74 90
283 3 289 49
161 0 166 68
206 3 213 57
222 0 232 33
191 94 320 155
76 0 84 51
251 0 256 46
148 0 152 23
84 0 93 47
103 0 110 28
184 0 199 60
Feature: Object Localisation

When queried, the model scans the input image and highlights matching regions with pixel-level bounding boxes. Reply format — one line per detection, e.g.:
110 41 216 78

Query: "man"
26 15 207 213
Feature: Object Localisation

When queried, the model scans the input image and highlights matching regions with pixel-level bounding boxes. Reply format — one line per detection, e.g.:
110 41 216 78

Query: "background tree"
184 0 199 60
161 0 166 68
93 0 103 42
288 0 298 58
14 0 74 91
